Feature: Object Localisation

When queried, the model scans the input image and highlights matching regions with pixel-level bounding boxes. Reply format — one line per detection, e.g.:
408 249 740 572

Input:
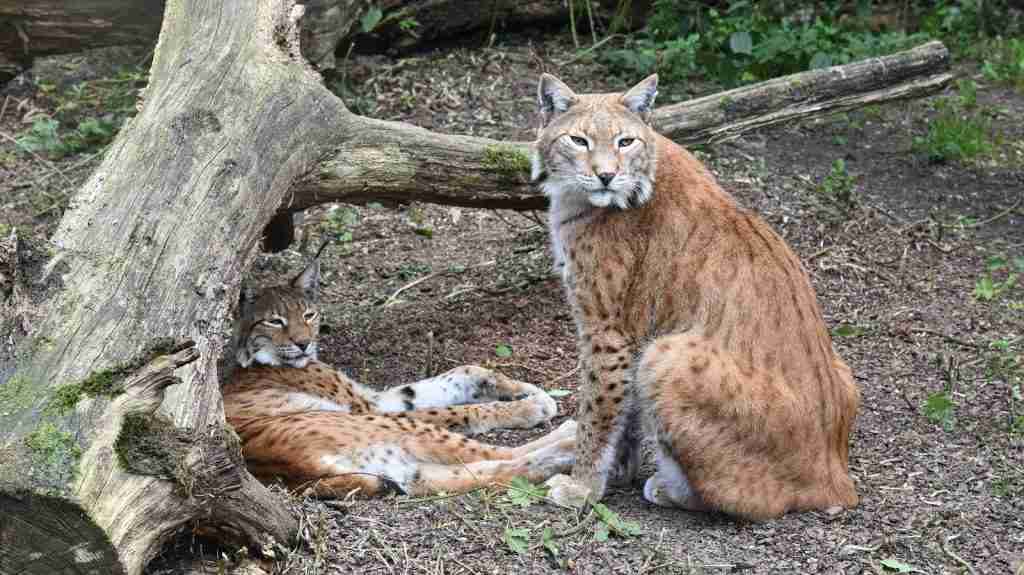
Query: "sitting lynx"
533 73 859 520
222 257 575 497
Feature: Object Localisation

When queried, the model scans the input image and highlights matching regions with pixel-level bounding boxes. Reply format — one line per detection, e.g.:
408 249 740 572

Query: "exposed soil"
2 30 1022 575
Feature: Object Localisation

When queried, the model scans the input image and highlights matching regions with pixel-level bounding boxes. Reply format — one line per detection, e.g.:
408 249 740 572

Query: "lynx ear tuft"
538 74 578 127
621 74 658 121
291 258 320 299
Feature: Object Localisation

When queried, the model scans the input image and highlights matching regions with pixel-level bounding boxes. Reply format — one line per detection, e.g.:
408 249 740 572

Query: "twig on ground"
926 238 954 253
810 246 834 260
552 509 597 538
899 383 917 412
395 487 487 506
383 260 495 307
910 328 980 349
966 195 1023 228
552 364 581 383
940 535 978 575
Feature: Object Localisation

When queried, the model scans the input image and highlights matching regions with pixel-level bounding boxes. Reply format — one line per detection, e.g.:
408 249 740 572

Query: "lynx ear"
538 73 578 127
621 74 658 121
291 258 320 299
291 240 329 299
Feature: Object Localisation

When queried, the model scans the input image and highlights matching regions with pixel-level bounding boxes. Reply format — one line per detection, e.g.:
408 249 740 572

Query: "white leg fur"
373 366 548 412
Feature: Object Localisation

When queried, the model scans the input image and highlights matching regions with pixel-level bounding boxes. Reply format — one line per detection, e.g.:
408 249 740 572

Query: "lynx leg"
405 438 576 495
635 333 858 521
375 366 548 409
608 406 643 486
373 366 558 433
308 419 575 496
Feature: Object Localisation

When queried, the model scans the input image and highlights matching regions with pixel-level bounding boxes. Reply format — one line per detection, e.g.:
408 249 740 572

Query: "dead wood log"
0 0 570 82
289 40 953 213
353 0 569 56
0 0 164 83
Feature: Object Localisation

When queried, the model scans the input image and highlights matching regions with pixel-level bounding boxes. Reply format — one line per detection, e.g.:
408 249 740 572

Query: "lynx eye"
261 317 286 328
569 135 589 148
618 137 636 148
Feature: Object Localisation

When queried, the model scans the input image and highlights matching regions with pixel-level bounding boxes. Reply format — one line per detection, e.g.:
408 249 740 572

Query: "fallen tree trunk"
289 40 953 212
0 0 163 83
0 0 951 568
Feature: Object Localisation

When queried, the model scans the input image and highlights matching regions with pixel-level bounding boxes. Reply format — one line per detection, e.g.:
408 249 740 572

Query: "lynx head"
532 74 659 211
235 257 322 368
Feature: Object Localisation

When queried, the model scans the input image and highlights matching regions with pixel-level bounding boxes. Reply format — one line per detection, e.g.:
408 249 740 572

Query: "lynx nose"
597 172 615 187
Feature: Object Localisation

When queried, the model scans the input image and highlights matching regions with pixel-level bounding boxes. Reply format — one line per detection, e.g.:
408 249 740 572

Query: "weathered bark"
289 40 953 213
0 1 344 572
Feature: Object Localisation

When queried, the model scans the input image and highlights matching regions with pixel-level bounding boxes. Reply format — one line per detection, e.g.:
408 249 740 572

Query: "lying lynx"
533 74 859 520
222 257 575 497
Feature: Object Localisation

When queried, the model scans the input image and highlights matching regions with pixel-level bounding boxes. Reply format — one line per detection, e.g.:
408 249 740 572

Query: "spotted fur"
223 258 573 497
533 74 859 520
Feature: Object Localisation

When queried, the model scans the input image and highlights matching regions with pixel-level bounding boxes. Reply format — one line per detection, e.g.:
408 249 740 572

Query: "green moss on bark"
24 421 82 467
45 337 180 416
483 145 531 177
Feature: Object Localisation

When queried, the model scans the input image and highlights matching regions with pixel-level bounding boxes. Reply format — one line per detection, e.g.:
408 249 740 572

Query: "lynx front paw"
543 474 592 509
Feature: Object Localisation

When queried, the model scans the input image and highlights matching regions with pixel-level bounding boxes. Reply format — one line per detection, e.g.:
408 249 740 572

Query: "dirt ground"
1 29 1022 575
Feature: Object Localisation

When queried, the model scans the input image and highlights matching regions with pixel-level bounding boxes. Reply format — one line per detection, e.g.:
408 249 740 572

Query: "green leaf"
360 6 383 33
504 476 548 508
975 276 997 301
986 255 1009 272
504 527 530 554
495 344 513 358
923 391 955 425
541 527 559 558
593 523 609 542
729 31 754 55
879 558 914 573
413 226 433 238
833 324 864 338
546 389 572 398
592 503 643 537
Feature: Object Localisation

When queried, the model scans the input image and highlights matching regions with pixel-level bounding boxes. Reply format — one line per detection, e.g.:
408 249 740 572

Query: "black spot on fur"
403 399 415 411
400 386 416 398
